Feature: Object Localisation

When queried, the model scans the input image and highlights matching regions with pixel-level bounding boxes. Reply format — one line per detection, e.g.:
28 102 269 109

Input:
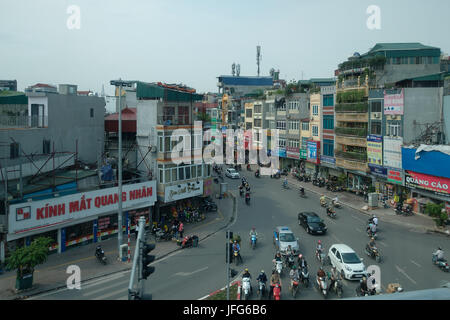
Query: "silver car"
273 226 300 254
225 168 240 179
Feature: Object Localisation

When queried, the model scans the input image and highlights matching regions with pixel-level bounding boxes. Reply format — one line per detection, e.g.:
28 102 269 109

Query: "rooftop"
217 75 274 86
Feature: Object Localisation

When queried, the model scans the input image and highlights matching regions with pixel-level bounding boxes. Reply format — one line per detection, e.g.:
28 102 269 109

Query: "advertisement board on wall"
387 169 404 185
300 149 307 159
320 155 336 167
383 136 403 169
307 141 320 164
286 146 300 159
164 181 204 202
367 134 383 166
384 89 404 115
405 171 450 196
8 181 157 240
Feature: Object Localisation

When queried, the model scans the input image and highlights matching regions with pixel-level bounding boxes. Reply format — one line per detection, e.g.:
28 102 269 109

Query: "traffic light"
141 242 155 280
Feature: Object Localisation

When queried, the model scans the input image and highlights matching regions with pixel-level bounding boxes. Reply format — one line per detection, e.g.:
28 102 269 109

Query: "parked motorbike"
257 280 266 299
301 266 309 287
250 234 257 250
316 276 328 298
432 254 450 272
95 248 107 265
152 226 172 242
312 179 320 187
241 277 252 300
365 246 382 263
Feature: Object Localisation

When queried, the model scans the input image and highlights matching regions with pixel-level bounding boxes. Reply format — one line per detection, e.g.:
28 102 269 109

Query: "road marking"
83 278 129 297
351 215 365 223
93 287 128 300
355 228 363 233
378 241 388 248
331 234 341 243
395 265 417 285
410 260 422 268
171 266 209 277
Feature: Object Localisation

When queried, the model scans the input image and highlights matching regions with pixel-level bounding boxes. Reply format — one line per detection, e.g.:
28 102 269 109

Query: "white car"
225 168 240 179
328 244 367 280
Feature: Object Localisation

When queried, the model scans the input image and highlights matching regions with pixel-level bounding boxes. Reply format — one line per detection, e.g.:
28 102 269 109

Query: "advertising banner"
286 146 300 159
300 149 307 159
405 171 450 196
320 155 336 167
387 169 404 185
164 181 203 202
8 181 157 239
384 89 404 115
307 141 320 164
367 134 383 166
383 136 403 169
369 165 387 177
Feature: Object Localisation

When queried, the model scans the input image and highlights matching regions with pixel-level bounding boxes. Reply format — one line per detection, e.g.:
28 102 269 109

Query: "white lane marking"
351 215 365 223
331 234 341 243
94 287 128 300
171 266 208 277
410 260 422 268
326 218 337 225
395 265 417 285
83 278 129 297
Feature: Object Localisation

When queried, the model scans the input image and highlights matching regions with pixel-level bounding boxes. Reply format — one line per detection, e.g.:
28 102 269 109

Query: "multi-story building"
0 80 17 92
319 86 339 179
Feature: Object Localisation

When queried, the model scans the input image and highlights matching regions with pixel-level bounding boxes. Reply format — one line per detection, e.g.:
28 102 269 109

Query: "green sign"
300 149 307 159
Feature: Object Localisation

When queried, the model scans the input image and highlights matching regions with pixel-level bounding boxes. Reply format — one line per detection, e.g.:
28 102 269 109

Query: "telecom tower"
256 46 261 77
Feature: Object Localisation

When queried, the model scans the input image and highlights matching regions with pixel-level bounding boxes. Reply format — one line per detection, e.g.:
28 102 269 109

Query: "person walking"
178 222 184 239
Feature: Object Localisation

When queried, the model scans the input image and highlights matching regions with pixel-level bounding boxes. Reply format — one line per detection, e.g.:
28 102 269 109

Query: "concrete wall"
377 64 441 85
443 95 450 144
136 99 158 178
403 87 443 144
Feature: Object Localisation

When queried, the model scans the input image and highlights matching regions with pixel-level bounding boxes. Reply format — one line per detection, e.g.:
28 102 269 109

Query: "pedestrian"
134 219 139 239
178 222 184 239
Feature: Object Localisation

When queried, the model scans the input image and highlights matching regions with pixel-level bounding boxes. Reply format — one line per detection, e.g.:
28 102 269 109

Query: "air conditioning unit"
373 113 380 119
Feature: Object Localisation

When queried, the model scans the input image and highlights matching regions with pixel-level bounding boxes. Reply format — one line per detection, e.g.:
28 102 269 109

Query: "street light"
110 79 134 257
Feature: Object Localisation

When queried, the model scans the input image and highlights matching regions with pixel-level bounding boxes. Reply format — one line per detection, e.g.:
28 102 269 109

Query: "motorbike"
301 266 309 287
331 278 344 298
290 277 300 298
152 226 172 242
241 277 252 300
282 181 289 189
299 189 306 198
270 172 281 179
273 259 283 277
239 188 244 197
331 200 342 209
312 179 320 187
247 164 252 171
250 234 257 250
272 283 281 300
432 254 450 272
245 194 250 205
326 208 337 219
257 281 266 299
234 250 242 266
255 171 260 178
285 253 295 269
320 198 327 207
316 249 327 266
303 175 311 183
355 284 376 297
316 276 328 298
365 245 382 263
367 229 377 239
95 249 107 265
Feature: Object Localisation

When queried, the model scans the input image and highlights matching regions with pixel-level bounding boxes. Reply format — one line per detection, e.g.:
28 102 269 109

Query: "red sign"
286 146 300 160
405 171 450 195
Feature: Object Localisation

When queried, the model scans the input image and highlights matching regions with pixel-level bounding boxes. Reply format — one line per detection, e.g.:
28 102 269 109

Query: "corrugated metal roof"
218 76 273 86
136 81 203 101
0 93 28 104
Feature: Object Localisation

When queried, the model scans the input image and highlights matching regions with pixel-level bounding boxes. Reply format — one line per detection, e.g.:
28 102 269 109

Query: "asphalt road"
29 168 450 300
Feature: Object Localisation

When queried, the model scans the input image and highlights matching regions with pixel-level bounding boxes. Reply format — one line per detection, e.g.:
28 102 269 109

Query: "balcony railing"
335 102 368 113
335 126 367 137
335 150 367 162
0 115 48 129
157 115 190 126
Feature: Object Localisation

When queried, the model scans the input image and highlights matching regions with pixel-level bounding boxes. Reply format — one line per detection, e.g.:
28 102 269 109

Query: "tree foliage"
6 237 52 278
425 203 448 227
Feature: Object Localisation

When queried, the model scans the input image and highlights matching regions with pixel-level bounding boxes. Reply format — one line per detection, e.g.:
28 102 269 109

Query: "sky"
1 0 450 96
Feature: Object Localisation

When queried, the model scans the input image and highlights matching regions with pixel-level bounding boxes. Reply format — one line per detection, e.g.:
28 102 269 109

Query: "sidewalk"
285 174 450 236
0 188 236 300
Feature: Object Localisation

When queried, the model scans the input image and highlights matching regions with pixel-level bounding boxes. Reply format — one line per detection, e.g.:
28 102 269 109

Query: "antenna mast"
256 46 261 77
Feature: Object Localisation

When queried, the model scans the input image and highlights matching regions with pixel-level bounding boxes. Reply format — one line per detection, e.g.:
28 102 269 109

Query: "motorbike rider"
245 191 250 202
283 177 288 188
242 268 252 294
256 270 267 288
316 267 326 288
289 265 300 288
332 196 339 206
245 183 251 192
232 240 242 263
249 227 258 243
299 186 305 196
297 254 308 269
316 240 323 257
369 214 378 226
239 184 244 196
358 276 369 296
367 237 377 253
269 270 281 299
433 246 445 262
367 221 377 236
320 194 326 205
274 251 283 262
326 205 335 217
95 245 104 257
329 265 341 290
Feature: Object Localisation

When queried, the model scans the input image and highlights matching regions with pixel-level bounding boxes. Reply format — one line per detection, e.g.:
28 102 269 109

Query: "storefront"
306 140 320 175
385 168 405 202
347 171 372 191
285 147 301 171
319 155 341 179
7 181 157 254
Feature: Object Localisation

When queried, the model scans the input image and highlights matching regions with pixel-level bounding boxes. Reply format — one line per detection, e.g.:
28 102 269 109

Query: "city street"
28 167 450 300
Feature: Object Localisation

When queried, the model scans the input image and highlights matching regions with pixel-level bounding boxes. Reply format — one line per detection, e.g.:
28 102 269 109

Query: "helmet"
318 240 322 244
362 276 367 281
371 237 375 240
234 240 237 243
292 265 297 270
372 214 376 218
245 268 249 272
438 246 442 250
261 270 264 274
252 227 255 230
298 254 303 259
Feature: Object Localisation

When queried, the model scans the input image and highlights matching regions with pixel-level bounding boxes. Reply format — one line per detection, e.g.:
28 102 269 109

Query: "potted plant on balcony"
6 237 52 291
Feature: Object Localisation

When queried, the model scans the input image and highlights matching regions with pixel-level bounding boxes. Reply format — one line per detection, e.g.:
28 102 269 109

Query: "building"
0 84 117 259
25 83 58 94
217 75 274 97
0 80 17 92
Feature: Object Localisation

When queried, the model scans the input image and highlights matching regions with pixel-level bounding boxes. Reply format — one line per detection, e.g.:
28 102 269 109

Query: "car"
298 212 327 235
273 226 300 254
328 244 367 281
225 168 240 179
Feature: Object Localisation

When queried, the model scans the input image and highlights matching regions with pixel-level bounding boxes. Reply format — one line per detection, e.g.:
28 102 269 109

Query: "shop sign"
274 148 286 158
320 155 336 166
384 89 404 115
369 164 387 177
387 169 404 185
8 181 157 239
203 178 213 196
164 181 204 202
306 141 320 164
367 135 383 166
300 149 307 159
405 171 450 196
383 136 403 169
286 146 300 160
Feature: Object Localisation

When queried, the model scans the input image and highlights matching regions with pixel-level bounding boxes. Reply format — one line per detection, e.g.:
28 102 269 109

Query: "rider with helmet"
329 265 341 290
316 240 323 257
269 269 281 299
256 270 267 286
289 265 300 288
297 254 308 269
242 268 252 294
433 246 445 262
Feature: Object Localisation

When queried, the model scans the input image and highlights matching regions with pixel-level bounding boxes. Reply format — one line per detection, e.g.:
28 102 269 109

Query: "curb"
198 280 240 300
17 193 237 300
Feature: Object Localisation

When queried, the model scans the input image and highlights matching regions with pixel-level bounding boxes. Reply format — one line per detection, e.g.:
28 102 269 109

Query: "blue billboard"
402 147 450 179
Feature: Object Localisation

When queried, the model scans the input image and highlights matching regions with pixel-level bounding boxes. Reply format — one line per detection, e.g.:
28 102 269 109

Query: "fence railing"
335 150 367 162
0 115 48 128
157 115 190 126
335 102 368 113
335 126 368 137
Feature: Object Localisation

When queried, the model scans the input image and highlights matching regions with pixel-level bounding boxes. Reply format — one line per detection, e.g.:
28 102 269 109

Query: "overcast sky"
1 0 449 95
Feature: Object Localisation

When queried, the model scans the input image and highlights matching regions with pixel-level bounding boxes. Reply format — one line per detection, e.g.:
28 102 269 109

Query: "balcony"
157 115 191 127
335 157 369 172
335 102 368 113
336 112 368 123
335 150 367 162
335 135 367 148
335 126 367 137
0 115 48 129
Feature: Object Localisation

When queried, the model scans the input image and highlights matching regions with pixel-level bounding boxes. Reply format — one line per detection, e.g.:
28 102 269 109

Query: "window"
276 121 286 130
254 105 262 114
288 101 299 111
371 101 382 113
388 122 401 137
312 105 319 115
312 125 318 136
302 137 309 149
289 121 299 130
43 140 51 154
254 119 262 127
246 108 252 118
323 94 334 107
246 122 252 130
178 166 185 181
10 142 19 159
301 122 309 131
393 57 401 65
278 102 286 111
409 57 415 64
323 115 334 130
401 57 408 64
269 120 276 129
371 121 381 135
278 138 286 148
288 140 299 149
415 57 423 64
323 139 334 157
90 108 94 118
